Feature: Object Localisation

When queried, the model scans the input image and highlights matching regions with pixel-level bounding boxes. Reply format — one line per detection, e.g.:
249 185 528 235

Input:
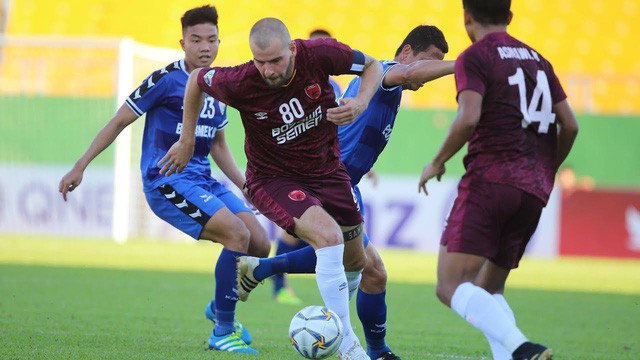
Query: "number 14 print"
508 68 556 134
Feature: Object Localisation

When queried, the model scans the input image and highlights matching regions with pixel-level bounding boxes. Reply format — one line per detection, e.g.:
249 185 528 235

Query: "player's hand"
326 98 365 125
418 162 445 196
158 139 194 176
241 185 262 215
59 168 84 202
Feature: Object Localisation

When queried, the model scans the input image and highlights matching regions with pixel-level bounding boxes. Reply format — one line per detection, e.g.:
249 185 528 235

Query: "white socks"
451 282 527 355
345 270 363 301
486 294 517 360
315 245 357 352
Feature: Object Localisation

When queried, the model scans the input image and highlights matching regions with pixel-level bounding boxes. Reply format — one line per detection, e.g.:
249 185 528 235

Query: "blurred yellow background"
3 0 639 113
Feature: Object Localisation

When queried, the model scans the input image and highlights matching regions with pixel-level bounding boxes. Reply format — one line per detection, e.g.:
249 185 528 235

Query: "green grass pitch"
1 236 638 359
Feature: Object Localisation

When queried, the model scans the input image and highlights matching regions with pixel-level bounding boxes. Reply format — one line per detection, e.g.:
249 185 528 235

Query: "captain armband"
343 223 363 242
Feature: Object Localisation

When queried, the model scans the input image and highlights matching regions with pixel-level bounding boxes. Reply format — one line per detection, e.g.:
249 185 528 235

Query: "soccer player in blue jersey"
232 25 455 360
58 5 269 354
418 1 578 359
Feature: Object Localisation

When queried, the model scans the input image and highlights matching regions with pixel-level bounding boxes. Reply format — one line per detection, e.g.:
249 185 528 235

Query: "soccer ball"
288 305 344 359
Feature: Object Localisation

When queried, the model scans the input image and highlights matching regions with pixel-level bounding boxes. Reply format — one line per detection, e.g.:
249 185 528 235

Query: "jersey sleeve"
312 38 366 76
455 49 487 100
125 70 170 116
196 67 235 106
216 101 229 130
544 61 567 104
380 60 401 91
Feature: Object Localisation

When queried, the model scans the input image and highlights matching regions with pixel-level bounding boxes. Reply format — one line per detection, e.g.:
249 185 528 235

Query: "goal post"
112 38 185 242
0 34 183 241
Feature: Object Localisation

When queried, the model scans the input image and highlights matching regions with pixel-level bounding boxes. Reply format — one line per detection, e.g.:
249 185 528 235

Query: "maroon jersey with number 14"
196 38 366 180
455 32 567 204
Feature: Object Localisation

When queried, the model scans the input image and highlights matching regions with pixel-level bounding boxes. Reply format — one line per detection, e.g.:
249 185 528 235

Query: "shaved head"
249 17 291 50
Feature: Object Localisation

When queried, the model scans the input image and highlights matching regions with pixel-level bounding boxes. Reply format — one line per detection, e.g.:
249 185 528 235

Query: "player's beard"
264 54 295 88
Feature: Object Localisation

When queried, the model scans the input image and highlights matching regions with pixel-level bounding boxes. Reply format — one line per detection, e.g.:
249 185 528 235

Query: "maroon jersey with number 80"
196 38 366 181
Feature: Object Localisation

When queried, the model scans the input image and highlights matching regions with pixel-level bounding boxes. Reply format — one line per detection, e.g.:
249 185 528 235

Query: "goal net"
0 35 186 241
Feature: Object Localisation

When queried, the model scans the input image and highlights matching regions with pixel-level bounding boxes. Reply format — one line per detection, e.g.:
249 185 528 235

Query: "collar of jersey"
281 68 297 87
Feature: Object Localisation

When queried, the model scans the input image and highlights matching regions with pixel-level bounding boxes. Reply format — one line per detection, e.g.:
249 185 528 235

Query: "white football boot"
339 341 371 360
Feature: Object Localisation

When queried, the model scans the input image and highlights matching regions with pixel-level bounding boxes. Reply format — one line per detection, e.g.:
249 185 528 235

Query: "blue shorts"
352 185 370 248
145 177 251 240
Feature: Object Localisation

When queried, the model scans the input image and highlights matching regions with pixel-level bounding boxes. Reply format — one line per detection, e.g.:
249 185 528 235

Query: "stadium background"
1 0 639 258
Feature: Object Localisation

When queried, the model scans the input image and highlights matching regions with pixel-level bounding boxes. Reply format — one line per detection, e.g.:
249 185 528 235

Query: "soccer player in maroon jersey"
418 1 578 360
161 17 382 360
269 28 344 307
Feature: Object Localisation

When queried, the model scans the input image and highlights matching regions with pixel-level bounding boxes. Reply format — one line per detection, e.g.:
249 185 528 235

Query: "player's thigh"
234 211 271 257
200 206 250 251
197 181 255 245
360 243 387 293
207 180 269 254
437 181 530 301
146 181 229 240
294 205 343 249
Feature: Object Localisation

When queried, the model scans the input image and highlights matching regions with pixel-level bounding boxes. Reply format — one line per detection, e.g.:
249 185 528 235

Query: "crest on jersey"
305 83 321 100
288 190 306 202
203 69 215 87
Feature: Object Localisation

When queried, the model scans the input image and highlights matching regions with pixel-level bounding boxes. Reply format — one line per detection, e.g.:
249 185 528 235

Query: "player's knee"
208 222 251 252
313 228 343 248
343 252 366 272
368 261 388 284
232 224 251 246
253 239 271 258
250 228 271 257
360 259 387 293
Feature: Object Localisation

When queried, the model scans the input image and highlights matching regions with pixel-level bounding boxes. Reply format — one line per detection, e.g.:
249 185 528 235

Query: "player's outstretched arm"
158 69 205 176
326 54 382 125
58 105 138 201
418 89 481 196
553 99 579 169
383 60 455 88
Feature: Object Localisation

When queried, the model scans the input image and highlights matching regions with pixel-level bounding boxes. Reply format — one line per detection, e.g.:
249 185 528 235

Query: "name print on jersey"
175 122 218 139
497 46 540 62
272 104 322 144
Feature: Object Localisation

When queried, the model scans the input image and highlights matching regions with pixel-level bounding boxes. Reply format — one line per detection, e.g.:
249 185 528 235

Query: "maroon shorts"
246 168 362 235
441 180 544 269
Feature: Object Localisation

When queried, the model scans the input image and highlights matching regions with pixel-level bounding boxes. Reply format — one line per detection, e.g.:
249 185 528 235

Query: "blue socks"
272 238 309 293
214 248 244 336
255 242 316 281
357 289 391 358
